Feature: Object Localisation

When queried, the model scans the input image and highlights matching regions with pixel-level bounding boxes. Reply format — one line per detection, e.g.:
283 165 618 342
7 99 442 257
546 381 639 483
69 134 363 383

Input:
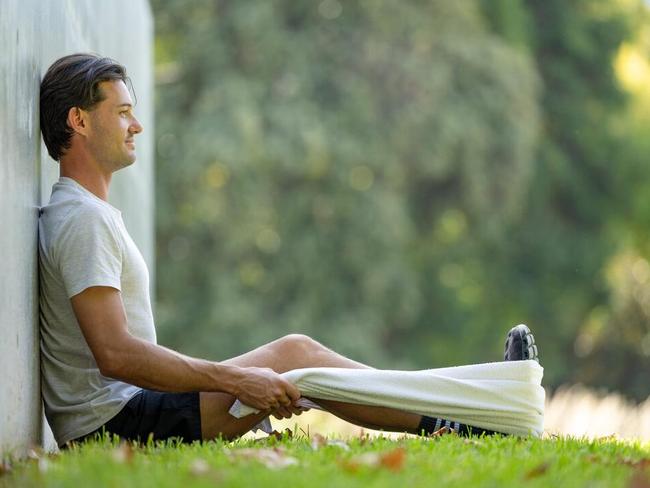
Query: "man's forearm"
103 336 243 394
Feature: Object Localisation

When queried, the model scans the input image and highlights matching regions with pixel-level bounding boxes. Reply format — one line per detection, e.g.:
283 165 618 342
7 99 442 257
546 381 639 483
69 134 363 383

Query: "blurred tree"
150 0 539 366
574 4 650 400
481 0 650 398
149 0 648 400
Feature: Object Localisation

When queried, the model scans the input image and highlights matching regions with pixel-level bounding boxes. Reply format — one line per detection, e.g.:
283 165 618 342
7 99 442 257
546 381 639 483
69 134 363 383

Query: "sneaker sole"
504 324 539 362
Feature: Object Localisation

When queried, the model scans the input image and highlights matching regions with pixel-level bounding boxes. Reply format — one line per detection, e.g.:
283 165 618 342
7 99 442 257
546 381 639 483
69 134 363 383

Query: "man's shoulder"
41 196 110 228
39 193 121 254
42 180 119 220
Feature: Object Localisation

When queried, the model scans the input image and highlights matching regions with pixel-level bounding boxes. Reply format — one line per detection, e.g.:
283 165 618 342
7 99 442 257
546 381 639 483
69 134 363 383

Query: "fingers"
266 392 304 419
271 402 305 420
257 392 294 411
272 406 293 420
285 382 301 402
288 404 305 415
271 378 301 407
236 367 302 411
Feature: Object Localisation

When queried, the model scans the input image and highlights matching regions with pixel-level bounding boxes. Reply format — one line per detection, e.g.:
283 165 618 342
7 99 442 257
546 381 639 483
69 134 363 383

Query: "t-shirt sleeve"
55 205 123 299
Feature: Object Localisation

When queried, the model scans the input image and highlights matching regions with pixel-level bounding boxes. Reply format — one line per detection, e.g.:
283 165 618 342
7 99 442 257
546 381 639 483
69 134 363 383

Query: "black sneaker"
504 324 539 362
418 417 506 437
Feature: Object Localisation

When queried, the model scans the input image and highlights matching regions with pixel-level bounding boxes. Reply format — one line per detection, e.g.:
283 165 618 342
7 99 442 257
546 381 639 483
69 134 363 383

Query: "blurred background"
147 0 650 434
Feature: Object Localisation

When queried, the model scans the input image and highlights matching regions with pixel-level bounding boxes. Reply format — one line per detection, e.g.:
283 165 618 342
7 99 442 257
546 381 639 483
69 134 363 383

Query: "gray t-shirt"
38 176 156 446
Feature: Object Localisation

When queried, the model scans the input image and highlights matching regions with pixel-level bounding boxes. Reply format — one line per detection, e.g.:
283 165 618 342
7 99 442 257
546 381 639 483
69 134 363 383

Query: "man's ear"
66 107 89 136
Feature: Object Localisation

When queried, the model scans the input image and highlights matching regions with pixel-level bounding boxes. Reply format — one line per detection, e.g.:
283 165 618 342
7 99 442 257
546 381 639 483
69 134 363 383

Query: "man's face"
86 80 143 171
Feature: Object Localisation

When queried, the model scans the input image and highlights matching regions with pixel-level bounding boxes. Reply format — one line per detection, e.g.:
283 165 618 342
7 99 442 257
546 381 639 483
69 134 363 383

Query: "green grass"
2 432 649 488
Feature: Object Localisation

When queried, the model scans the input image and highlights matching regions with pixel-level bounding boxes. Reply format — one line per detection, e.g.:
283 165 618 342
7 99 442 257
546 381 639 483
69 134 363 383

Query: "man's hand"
271 404 309 420
233 367 301 413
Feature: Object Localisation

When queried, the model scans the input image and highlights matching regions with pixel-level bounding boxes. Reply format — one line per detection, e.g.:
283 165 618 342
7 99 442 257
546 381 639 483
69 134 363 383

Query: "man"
38 54 540 448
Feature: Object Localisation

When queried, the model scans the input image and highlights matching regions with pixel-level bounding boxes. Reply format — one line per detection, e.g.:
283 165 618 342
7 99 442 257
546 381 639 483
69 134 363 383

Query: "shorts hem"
59 389 144 447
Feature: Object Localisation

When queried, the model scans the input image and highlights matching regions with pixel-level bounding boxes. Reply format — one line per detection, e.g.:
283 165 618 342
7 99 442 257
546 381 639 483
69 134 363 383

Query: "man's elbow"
96 347 126 379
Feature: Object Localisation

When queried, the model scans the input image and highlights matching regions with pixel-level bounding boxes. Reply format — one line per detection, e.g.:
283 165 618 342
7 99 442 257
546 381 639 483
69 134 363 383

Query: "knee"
274 333 322 357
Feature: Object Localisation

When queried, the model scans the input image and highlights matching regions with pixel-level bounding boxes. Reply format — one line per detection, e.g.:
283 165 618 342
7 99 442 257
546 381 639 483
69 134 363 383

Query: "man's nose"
130 117 144 134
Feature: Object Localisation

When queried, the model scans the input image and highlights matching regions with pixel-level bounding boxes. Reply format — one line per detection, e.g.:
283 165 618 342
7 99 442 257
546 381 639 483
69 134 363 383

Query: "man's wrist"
213 362 244 396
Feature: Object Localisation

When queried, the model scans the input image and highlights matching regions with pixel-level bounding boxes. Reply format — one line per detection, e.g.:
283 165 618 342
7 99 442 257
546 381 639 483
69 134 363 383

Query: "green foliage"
151 0 539 367
571 4 650 400
150 0 649 399
480 0 650 396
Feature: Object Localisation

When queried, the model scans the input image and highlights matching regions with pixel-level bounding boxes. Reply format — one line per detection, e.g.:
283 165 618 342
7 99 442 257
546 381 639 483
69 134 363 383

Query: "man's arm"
70 286 300 410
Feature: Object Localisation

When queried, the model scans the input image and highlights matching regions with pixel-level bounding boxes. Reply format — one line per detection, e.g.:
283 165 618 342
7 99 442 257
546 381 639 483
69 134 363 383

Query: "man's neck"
59 166 112 202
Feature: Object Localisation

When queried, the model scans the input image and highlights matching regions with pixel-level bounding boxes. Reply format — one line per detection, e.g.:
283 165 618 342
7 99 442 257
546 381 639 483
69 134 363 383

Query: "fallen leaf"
355 452 381 466
338 453 378 473
112 442 134 464
0 459 12 476
629 469 650 488
463 439 481 446
253 429 293 444
188 457 223 483
432 426 451 437
620 458 650 470
259 429 293 442
310 434 327 450
227 447 298 469
310 434 350 451
421 426 455 439
339 459 361 473
524 462 550 480
379 448 406 472
37 458 50 473
327 439 350 451
341 448 407 473
190 458 211 476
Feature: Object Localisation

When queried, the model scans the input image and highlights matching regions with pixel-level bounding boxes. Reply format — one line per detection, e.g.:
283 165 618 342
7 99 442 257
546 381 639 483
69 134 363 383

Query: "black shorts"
73 389 202 445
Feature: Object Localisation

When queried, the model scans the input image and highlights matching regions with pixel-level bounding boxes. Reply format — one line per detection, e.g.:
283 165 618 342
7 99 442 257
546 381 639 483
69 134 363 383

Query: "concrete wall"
0 0 154 456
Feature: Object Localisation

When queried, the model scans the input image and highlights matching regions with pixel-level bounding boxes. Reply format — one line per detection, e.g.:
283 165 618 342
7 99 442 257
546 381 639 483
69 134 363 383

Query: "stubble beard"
97 142 137 173
110 157 136 174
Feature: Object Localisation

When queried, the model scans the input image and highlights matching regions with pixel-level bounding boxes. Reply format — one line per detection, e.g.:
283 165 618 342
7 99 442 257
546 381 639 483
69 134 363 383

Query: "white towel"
230 360 545 437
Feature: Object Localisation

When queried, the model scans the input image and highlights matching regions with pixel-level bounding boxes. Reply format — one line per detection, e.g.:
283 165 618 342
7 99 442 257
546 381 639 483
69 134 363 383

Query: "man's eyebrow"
116 103 133 108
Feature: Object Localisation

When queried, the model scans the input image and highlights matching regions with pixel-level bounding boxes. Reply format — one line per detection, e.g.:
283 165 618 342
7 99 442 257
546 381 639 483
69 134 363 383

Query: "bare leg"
199 334 422 440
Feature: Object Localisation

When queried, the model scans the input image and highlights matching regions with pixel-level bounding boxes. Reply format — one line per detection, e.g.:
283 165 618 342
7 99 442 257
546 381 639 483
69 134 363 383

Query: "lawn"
2 430 649 488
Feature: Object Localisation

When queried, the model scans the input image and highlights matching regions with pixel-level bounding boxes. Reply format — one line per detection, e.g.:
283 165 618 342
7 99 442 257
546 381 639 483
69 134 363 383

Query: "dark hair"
40 53 133 161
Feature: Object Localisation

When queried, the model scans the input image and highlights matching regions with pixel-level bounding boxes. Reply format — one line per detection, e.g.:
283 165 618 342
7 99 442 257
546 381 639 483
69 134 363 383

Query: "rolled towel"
229 360 545 437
